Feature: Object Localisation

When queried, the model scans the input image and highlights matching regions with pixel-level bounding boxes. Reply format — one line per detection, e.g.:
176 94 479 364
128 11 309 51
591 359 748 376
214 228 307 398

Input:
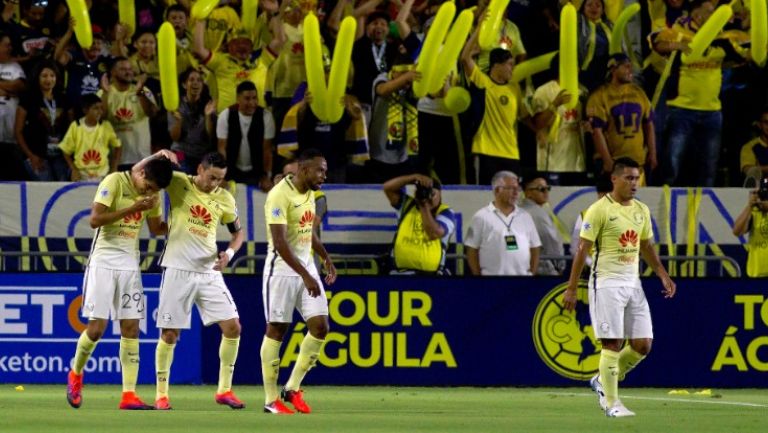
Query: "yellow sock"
285 333 325 392
155 340 176 399
73 332 98 375
217 336 240 394
260 336 282 404
119 337 140 392
600 349 621 407
618 346 646 381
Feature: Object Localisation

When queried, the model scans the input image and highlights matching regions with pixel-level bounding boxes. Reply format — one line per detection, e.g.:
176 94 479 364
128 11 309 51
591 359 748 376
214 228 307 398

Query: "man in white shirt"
217 81 275 191
465 170 541 276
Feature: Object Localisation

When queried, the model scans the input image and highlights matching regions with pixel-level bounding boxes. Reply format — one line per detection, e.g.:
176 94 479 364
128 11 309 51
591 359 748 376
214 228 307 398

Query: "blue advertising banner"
211 276 768 388
0 274 201 384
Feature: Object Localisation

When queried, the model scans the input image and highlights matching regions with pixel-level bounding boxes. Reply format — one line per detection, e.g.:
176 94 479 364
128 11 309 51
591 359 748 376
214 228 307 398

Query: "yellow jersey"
160 172 238 272
263 175 317 276
579 193 653 288
746 209 768 278
58 119 121 178
469 67 525 159
88 172 161 270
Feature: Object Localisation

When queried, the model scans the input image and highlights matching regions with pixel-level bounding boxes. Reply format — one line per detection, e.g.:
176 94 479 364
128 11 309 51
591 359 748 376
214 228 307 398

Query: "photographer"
732 179 768 277
382 174 456 275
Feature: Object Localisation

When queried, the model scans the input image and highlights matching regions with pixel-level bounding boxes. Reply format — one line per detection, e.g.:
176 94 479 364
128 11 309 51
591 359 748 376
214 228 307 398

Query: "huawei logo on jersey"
115 107 134 122
190 204 212 226
81 149 101 165
299 210 314 228
123 212 142 224
619 229 639 248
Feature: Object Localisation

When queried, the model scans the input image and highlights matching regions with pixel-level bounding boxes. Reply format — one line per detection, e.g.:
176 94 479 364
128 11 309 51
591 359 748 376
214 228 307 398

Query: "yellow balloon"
752 0 767 66
241 0 258 33
65 0 92 49
427 9 473 95
559 4 578 109
444 87 471 114
191 0 219 20
478 0 511 51
512 51 557 82
303 13 329 121
609 3 640 55
119 0 135 37
326 17 356 123
414 2 455 98
158 22 179 111
682 5 732 63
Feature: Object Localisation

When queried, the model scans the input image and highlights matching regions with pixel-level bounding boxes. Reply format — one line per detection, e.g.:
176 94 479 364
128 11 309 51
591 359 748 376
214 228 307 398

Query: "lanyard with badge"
372 41 387 73
43 98 60 156
494 210 518 251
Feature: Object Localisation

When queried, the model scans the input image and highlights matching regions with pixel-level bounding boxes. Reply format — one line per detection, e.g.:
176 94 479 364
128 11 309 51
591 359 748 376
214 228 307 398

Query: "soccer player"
260 148 337 414
153 152 245 410
66 150 176 410
563 157 676 417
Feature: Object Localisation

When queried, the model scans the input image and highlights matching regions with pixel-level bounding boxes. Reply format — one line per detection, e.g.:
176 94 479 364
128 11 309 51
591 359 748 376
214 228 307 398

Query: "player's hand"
132 194 158 212
661 275 676 298
323 257 337 285
563 286 578 311
154 149 179 165
214 251 230 271
303 274 321 298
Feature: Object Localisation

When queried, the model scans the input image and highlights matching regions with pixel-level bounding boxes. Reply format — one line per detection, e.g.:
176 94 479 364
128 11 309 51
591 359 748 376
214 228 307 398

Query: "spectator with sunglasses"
520 175 565 276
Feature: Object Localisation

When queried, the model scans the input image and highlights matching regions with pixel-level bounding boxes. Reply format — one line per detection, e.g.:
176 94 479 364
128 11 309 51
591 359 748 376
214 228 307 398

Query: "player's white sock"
217 336 240 394
260 336 282 404
285 333 324 392
73 332 98 375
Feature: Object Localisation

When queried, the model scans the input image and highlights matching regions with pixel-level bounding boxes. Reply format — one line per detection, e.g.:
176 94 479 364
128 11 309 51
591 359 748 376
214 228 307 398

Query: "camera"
414 182 434 201
759 178 768 201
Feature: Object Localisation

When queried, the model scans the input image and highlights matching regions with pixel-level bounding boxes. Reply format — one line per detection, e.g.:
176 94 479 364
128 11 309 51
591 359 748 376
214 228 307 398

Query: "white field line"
538 391 768 408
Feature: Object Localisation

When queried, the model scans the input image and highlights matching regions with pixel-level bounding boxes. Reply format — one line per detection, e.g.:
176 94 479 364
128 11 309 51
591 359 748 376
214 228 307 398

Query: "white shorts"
81 266 145 321
262 274 329 323
157 268 239 329
588 283 653 340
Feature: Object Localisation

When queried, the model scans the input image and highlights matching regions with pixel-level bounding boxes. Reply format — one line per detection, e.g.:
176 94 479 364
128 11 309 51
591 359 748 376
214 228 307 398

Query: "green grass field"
1 385 765 433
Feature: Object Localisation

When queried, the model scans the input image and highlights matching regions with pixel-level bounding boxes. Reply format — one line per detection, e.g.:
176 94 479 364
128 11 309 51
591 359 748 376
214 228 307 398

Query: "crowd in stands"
0 0 765 189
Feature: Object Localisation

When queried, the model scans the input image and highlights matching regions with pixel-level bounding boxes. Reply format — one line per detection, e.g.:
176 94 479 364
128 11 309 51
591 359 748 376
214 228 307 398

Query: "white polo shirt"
464 203 542 276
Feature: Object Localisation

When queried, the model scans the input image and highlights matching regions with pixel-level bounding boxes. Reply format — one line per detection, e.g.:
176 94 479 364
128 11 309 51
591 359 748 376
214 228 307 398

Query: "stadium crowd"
0 0 765 188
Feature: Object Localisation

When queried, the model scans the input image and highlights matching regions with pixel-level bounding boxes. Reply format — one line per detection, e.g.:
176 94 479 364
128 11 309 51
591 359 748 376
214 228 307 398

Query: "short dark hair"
522 173 546 189
80 93 103 111
236 80 257 95
201 152 228 169
166 4 188 18
612 157 640 175
298 148 325 163
489 48 513 68
143 158 174 188
109 56 130 74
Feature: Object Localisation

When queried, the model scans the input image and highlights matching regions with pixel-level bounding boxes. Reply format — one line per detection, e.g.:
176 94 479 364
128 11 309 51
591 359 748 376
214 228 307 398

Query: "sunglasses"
527 186 551 192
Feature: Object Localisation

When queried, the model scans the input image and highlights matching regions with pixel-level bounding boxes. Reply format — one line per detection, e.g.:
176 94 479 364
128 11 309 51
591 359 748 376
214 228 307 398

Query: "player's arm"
214 218 244 271
640 238 676 298
89 197 157 229
146 216 168 236
270 224 323 297
563 237 593 311
311 227 336 285
131 149 179 173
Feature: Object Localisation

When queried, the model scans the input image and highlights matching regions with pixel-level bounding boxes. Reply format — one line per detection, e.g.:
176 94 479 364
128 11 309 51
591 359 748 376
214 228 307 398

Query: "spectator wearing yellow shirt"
732 181 768 278
739 108 768 185
59 94 121 181
461 26 530 185
194 20 284 113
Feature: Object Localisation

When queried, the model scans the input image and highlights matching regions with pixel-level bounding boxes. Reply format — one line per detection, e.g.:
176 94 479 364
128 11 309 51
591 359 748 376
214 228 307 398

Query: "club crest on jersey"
272 208 281 218
582 222 591 231
189 204 212 226
619 229 638 248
